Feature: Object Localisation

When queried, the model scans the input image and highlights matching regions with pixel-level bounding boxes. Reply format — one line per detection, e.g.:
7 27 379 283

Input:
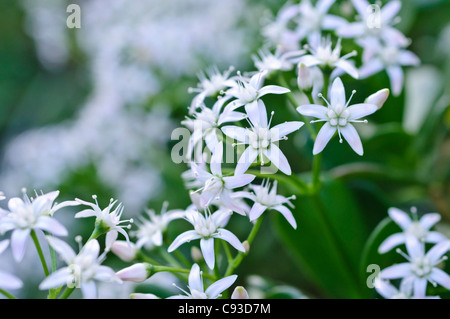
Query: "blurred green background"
0 0 449 299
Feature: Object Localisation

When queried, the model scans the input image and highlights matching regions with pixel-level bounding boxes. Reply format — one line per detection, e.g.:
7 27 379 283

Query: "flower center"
380 47 399 65
410 257 432 278
327 105 350 127
407 222 427 241
194 216 217 237
249 127 270 150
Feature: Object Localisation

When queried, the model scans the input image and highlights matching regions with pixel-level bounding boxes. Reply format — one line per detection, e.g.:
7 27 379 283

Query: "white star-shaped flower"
167 209 245 269
379 208 447 254
168 263 237 299
380 236 450 298
0 190 78 262
297 77 382 155
222 100 303 175
39 237 121 299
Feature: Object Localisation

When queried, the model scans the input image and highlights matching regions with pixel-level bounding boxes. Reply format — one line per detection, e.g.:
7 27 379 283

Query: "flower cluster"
376 207 450 299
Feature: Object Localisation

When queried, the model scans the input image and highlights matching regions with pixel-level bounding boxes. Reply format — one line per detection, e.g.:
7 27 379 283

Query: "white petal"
359 59 384 78
378 233 406 254
298 55 322 68
413 278 428 299
235 147 259 175
221 126 249 143
81 280 97 299
94 265 120 283
249 203 267 222
374 278 398 299
347 103 378 120
0 271 23 290
46 236 76 264
264 144 291 175
245 100 267 128
425 232 448 244
35 216 68 237
405 236 425 260
39 267 71 290
297 104 328 119
426 240 450 264
273 205 297 229
205 275 238 299
386 65 404 96
216 229 245 252
188 264 204 293
105 231 118 250
317 0 335 14
429 268 450 290
388 207 412 230
322 14 346 29
270 121 304 141
419 213 441 230
330 77 346 108
398 51 420 67
74 209 96 218
381 0 401 23
223 174 255 189
168 230 201 252
210 142 223 177
0 239 9 255
258 85 290 98
337 22 365 38
380 263 411 279
11 228 30 262
313 123 336 155
334 59 359 79
340 124 364 155
200 238 215 269
351 0 370 18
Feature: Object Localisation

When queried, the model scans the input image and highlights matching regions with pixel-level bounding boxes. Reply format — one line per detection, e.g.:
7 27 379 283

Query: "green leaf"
273 178 370 298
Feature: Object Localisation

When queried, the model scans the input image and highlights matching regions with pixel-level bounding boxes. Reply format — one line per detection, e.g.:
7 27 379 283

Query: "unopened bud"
365 88 390 109
231 286 250 299
243 241 250 253
116 263 153 282
297 63 313 91
111 240 138 262
191 246 203 262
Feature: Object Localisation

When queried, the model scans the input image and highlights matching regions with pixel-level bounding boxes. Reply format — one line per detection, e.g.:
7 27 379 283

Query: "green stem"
30 230 50 277
224 216 264 277
152 265 216 281
0 288 17 299
59 287 75 299
311 153 322 193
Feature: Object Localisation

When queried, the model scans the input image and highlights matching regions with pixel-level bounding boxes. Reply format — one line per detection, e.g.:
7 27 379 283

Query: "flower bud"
111 240 138 262
231 286 249 299
297 63 313 91
116 263 153 282
365 89 390 109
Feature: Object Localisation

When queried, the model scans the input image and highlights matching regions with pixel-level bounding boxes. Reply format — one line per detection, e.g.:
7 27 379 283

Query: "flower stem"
0 288 17 299
224 216 264 277
311 153 322 193
30 230 50 277
152 265 216 281
58 286 75 299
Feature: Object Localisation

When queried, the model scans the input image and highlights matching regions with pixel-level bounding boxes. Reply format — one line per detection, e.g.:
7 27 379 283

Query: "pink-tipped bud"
111 240 138 262
297 63 313 91
116 263 152 283
231 286 249 299
365 89 390 109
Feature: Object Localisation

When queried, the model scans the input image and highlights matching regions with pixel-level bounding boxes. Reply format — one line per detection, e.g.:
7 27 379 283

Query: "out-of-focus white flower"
168 209 245 269
359 45 420 96
252 47 305 74
0 240 23 290
222 100 303 175
298 37 359 79
295 0 346 47
75 196 133 249
39 237 121 299
0 190 78 262
237 180 297 229
297 63 314 91
380 236 450 298
337 0 410 59
133 202 185 250
168 263 237 299
379 208 447 254
297 77 380 155
188 66 237 112
190 142 255 214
